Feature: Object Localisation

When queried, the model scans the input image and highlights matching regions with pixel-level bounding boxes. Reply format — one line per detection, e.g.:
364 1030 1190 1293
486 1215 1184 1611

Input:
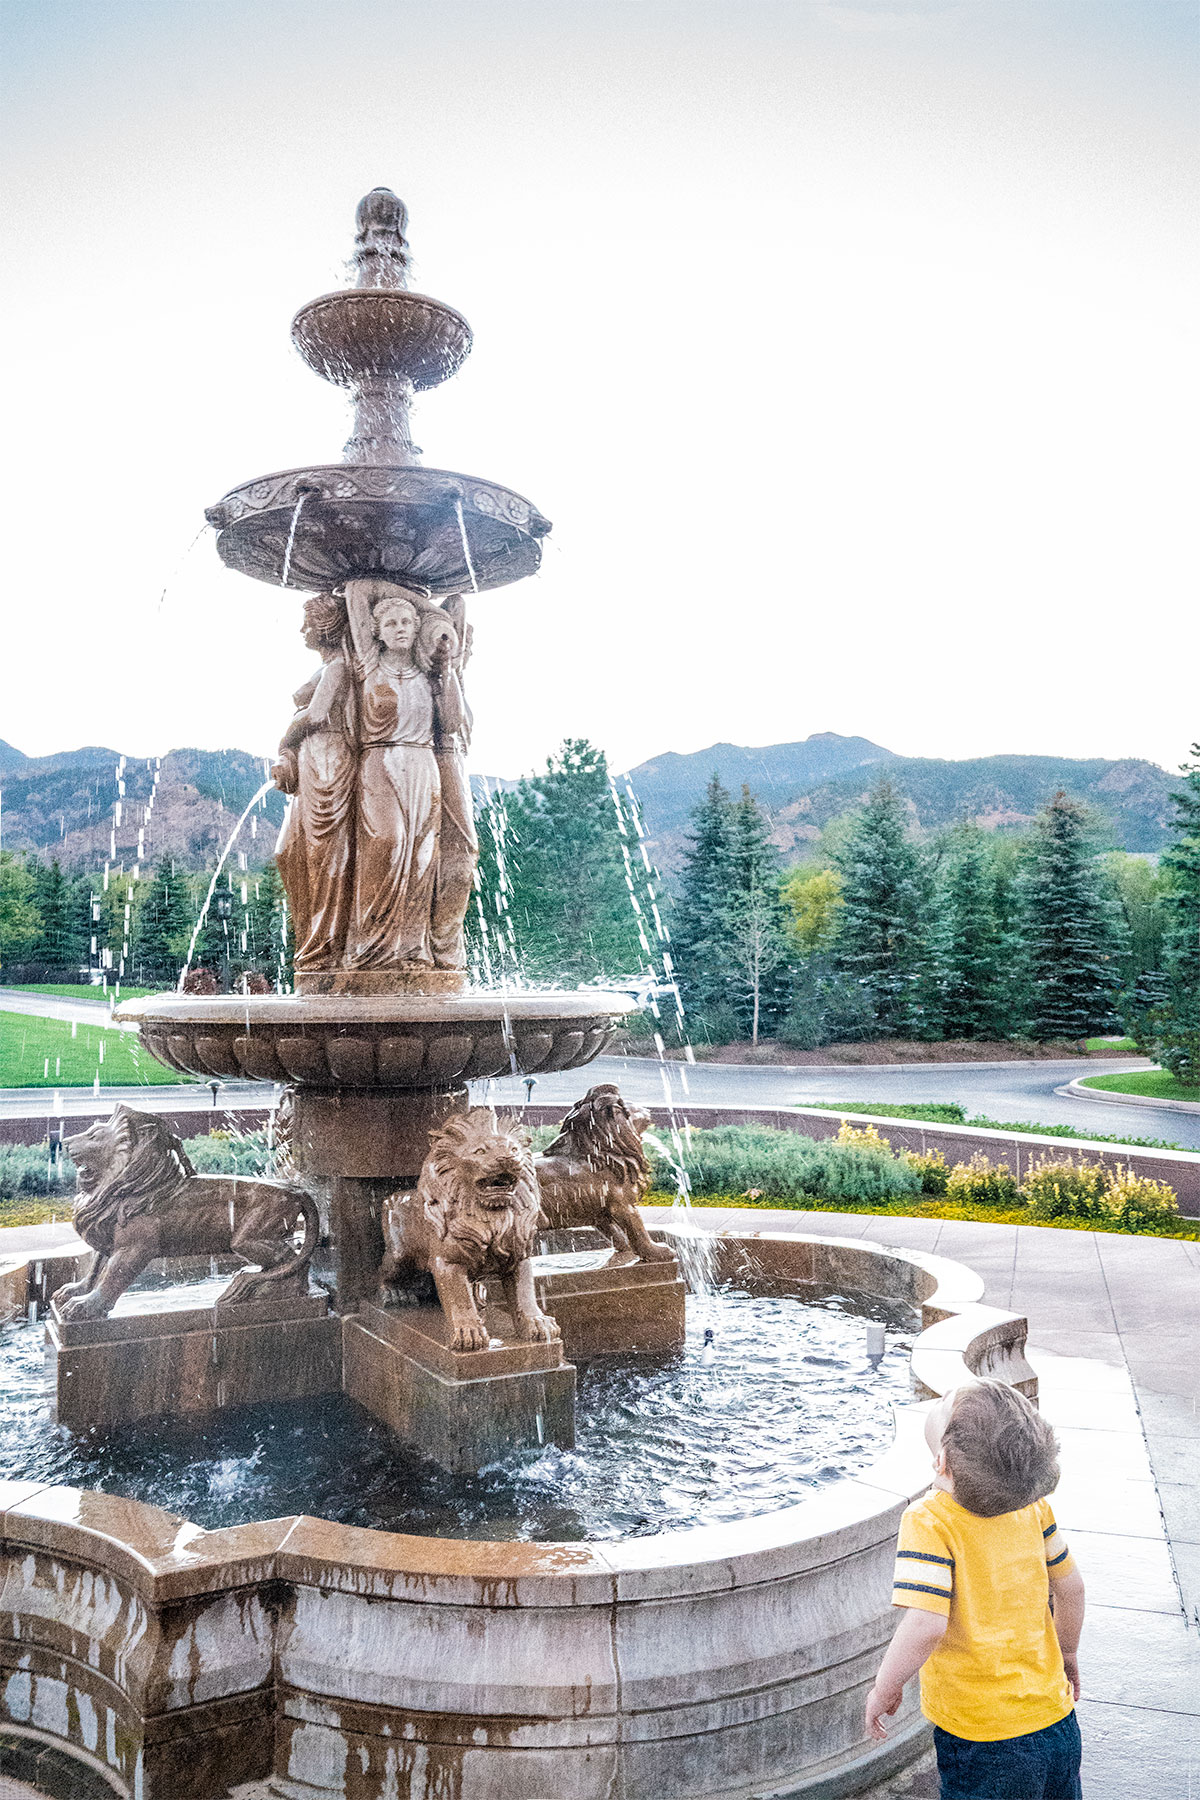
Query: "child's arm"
865 1609 948 1741
1050 1566 1085 1700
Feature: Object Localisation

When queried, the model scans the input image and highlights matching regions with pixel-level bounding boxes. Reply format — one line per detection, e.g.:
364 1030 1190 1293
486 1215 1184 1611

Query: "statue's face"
375 603 418 653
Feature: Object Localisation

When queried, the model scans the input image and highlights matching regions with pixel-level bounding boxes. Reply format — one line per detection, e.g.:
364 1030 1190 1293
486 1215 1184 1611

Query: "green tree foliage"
132 857 196 986
720 786 791 1045
832 780 925 1036
471 740 649 985
246 862 293 989
1019 792 1128 1040
1125 748 1200 1082
672 775 737 1032
926 825 1006 1039
780 867 843 954
29 859 86 970
1103 852 1168 986
0 852 41 973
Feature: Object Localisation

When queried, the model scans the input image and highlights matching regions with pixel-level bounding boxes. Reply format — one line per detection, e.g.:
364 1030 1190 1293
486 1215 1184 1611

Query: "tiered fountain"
0 190 1040 1800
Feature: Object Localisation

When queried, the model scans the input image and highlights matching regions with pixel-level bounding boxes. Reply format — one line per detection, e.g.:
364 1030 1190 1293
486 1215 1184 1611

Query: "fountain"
0 190 1041 1800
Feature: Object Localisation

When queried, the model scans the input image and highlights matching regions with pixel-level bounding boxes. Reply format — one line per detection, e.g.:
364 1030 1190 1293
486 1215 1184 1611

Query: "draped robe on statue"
275 655 356 969
346 660 441 967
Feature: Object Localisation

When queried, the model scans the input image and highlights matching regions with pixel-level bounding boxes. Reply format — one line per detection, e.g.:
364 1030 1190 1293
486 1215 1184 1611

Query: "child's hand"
1062 1652 1081 1700
865 1680 903 1741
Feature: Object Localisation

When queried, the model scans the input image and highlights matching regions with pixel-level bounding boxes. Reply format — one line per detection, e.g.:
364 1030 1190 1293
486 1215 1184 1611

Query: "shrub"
944 1152 1021 1209
647 1124 921 1205
1022 1157 1179 1230
182 1130 276 1177
836 1120 892 1152
0 1142 76 1198
904 1149 951 1196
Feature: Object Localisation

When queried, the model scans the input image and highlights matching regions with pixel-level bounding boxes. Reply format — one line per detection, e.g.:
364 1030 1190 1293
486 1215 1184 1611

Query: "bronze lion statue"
51 1106 319 1321
379 1109 558 1352
536 1083 675 1266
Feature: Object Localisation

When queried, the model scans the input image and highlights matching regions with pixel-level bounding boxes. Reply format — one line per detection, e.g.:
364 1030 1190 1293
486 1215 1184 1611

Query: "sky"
1 0 1195 782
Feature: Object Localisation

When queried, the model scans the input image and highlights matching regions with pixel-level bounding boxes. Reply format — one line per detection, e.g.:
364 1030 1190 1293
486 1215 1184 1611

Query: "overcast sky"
1 0 1194 781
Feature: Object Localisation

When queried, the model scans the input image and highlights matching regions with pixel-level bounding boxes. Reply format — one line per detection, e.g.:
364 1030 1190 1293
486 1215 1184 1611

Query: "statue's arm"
433 664 467 738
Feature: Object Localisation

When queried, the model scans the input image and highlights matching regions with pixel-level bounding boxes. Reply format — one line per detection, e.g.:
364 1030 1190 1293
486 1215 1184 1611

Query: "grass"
1084 1036 1139 1055
4 983 157 1001
802 1101 1187 1152
1080 1070 1200 1104
0 1012 190 1089
650 1191 1200 1241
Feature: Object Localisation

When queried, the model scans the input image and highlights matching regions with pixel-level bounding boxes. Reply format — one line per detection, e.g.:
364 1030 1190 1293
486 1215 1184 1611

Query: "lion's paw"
642 1243 677 1263
517 1313 561 1344
450 1321 490 1352
57 1295 108 1322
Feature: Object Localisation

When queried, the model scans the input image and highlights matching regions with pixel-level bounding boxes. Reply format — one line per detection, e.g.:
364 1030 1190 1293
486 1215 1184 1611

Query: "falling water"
156 524 212 611
455 496 480 595
280 493 307 588
178 782 277 989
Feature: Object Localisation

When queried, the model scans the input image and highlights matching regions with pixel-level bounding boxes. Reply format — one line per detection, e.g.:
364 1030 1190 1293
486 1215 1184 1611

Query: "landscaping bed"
802 1100 1186 1151
617 1035 1138 1066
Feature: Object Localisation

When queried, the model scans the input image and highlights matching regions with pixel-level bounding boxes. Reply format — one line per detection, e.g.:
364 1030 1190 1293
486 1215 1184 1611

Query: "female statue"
272 592 356 970
344 581 466 969
430 595 479 972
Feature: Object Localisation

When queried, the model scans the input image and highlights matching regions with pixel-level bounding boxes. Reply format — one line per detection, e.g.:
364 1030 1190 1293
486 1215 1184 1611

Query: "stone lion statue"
536 1083 675 1266
379 1109 559 1353
50 1105 319 1322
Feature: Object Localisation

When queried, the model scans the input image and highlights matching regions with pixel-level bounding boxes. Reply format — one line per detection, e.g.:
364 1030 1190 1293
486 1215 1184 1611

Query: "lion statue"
379 1109 558 1353
50 1106 319 1322
536 1083 675 1266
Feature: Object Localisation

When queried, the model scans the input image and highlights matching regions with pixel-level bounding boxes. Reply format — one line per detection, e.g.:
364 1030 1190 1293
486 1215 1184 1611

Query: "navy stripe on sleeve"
896 1550 954 1567
1043 1523 1057 1538
1047 1548 1070 1568
893 1581 953 1598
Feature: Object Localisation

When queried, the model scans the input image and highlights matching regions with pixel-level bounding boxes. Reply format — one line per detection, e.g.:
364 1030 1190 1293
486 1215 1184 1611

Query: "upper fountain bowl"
291 289 472 389
205 463 551 593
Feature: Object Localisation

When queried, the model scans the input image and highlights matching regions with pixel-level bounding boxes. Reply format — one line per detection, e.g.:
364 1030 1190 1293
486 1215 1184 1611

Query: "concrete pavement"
0 987 137 1031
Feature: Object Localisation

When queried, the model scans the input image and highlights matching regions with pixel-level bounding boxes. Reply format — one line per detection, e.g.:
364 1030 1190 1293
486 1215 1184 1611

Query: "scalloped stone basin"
204 462 551 594
116 989 634 1087
0 1228 1038 1800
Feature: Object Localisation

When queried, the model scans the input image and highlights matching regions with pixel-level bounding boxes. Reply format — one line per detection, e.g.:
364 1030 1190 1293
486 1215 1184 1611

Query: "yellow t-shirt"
891 1486 1076 1742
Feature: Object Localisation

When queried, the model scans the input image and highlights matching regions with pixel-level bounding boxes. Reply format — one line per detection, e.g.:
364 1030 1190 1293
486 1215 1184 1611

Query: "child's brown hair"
942 1381 1060 1517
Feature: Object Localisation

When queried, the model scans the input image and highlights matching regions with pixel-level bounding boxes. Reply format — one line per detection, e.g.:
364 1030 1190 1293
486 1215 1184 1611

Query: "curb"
1056 1078 1200 1117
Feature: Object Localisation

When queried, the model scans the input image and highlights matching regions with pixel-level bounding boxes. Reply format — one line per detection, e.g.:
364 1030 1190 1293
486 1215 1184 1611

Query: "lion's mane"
542 1084 649 1189
72 1106 194 1250
419 1110 542 1266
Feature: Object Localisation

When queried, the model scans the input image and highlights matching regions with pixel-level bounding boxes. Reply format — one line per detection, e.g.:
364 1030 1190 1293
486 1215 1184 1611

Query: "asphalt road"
0 987 136 1030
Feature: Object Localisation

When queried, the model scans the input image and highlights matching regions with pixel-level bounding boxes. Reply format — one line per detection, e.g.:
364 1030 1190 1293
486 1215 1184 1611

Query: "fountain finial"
354 187 411 290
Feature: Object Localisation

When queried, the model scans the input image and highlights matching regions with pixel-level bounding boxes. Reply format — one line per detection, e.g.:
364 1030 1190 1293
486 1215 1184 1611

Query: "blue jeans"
935 1710 1082 1799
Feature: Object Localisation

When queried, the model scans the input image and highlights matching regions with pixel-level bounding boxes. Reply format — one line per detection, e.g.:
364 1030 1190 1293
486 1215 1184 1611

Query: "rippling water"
1 1281 916 1541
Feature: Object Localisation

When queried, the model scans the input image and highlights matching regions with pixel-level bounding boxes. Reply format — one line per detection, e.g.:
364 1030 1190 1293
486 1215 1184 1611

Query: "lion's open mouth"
475 1169 518 1206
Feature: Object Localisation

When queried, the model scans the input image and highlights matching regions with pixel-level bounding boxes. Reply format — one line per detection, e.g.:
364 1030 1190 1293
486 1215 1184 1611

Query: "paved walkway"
646 1205 1200 1800
0 987 136 1030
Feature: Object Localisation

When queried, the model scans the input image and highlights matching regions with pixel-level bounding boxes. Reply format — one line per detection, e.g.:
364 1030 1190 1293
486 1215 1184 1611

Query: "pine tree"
927 826 1004 1039
1019 792 1127 1040
472 740 646 985
720 785 791 1044
132 857 196 986
30 859 85 971
247 862 293 989
672 775 737 1029
833 781 924 1036
1125 748 1200 1083
0 852 41 975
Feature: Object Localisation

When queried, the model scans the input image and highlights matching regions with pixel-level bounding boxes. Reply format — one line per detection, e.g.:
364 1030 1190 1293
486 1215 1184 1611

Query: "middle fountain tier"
114 186 664 1473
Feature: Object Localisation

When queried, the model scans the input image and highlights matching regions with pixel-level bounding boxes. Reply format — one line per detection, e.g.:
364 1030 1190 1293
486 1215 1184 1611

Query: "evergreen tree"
1125 748 1200 1083
247 862 293 989
833 780 924 1036
671 775 737 1029
927 826 1004 1039
1019 792 1127 1040
30 859 86 971
132 857 196 986
0 852 41 975
472 740 647 985
720 786 791 1044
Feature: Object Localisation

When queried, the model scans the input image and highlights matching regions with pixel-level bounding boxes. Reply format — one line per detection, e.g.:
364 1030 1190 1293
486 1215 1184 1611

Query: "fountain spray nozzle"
354 187 412 290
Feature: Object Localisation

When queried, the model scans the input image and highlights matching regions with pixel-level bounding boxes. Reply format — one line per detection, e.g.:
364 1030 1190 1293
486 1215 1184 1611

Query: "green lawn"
802 1101 1185 1151
1081 1070 1200 1105
4 983 158 1002
1084 1036 1140 1055
0 1012 190 1088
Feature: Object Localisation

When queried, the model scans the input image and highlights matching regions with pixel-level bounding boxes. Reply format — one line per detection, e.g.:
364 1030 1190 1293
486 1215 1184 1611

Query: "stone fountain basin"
116 988 636 1087
291 288 473 388
204 462 551 593
0 1229 1037 1800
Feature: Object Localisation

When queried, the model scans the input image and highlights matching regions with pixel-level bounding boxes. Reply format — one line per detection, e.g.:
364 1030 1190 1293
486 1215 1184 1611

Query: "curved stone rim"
116 990 637 1027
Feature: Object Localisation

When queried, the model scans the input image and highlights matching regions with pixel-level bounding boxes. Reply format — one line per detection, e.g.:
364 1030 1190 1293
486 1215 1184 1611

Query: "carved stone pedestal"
343 1301 576 1473
48 1294 342 1433
534 1252 686 1357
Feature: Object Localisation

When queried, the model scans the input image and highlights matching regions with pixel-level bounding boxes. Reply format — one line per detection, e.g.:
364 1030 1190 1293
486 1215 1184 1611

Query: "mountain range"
0 732 1177 876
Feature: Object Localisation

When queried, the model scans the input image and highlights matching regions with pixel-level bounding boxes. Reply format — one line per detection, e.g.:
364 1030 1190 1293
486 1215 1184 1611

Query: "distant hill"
0 743 285 869
620 735 1177 869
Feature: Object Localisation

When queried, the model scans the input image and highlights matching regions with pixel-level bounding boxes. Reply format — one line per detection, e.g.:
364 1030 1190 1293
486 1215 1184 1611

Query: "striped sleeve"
891 1503 954 1616
1037 1501 1076 1581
